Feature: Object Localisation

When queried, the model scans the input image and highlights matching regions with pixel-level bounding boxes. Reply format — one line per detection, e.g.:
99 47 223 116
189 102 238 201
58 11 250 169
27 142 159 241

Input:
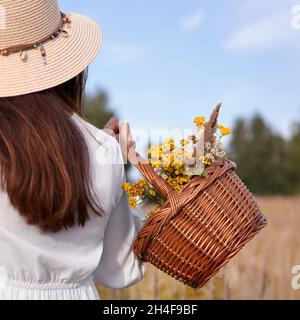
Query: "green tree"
229 114 292 195
84 90 115 129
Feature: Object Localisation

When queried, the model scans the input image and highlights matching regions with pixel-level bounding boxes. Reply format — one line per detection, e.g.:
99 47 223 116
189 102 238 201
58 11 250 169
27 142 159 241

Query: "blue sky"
60 0 300 140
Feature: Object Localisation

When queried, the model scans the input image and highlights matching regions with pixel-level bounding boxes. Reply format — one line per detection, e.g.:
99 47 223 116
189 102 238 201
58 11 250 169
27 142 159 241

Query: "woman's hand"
104 117 136 155
103 117 119 139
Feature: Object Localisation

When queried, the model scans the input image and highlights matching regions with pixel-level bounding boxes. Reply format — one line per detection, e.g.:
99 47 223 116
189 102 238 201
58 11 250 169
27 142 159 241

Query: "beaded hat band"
0 0 102 98
0 12 71 64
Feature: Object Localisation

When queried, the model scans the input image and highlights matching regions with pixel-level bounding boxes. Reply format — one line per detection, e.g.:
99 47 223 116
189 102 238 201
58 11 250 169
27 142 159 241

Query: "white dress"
0 113 145 300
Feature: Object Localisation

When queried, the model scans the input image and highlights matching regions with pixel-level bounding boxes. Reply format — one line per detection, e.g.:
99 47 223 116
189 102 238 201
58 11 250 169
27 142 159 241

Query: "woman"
0 0 145 300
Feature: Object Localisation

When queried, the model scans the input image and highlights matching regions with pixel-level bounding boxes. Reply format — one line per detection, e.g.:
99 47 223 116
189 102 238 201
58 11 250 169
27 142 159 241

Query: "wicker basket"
127 107 267 289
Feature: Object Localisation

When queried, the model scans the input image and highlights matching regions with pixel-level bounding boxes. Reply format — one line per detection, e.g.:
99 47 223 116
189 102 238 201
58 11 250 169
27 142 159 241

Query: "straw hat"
0 0 102 97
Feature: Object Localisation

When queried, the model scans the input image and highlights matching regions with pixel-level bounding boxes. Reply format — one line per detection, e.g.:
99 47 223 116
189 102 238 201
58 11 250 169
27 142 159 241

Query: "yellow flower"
193 116 206 128
128 197 137 208
162 137 175 152
167 174 191 191
200 156 212 166
180 139 186 147
220 127 231 136
153 160 162 169
194 116 206 124
122 182 131 191
122 179 149 199
148 145 162 159
149 189 156 196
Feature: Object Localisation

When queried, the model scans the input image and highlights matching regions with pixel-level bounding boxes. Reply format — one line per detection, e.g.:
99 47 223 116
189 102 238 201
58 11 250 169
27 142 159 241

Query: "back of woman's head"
0 70 102 233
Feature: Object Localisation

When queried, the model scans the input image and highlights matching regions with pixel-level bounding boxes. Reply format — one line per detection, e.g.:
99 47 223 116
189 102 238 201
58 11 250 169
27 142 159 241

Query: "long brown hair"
0 69 103 233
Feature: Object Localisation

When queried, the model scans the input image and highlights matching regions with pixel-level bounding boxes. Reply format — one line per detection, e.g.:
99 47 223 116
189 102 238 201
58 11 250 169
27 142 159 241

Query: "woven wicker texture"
128 109 267 289
0 0 102 97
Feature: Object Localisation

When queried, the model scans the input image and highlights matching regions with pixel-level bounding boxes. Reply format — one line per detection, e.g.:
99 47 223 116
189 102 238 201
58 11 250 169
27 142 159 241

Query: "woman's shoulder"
71 113 122 159
71 113 125 211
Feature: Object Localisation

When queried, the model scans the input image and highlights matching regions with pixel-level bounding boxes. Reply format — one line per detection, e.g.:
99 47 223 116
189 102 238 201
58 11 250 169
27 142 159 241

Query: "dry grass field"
97 196 300 300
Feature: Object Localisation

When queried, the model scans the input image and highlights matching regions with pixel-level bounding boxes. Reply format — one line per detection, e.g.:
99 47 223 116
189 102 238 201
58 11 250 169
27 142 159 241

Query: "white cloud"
102 42 147 65
179 11 205 31
224 13 296 53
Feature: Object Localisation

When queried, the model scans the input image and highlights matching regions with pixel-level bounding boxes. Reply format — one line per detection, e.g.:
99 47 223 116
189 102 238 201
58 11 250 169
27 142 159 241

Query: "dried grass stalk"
204 102 222 144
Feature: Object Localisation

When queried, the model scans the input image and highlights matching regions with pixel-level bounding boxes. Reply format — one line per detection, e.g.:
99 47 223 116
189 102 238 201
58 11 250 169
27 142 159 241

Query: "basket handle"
126 147 182 216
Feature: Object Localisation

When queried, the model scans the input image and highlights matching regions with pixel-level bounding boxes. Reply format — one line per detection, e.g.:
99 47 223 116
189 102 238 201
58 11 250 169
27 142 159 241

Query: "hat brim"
0 12 102 97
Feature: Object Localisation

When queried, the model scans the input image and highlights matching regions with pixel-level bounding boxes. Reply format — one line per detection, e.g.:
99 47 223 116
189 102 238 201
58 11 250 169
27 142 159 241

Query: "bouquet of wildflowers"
122 104 231 213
